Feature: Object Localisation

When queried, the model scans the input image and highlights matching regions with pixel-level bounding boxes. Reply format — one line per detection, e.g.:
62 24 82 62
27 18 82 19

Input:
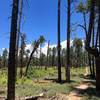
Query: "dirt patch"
0 97 6 100
76 84 88 90
33 79 52 84
66 83 89 100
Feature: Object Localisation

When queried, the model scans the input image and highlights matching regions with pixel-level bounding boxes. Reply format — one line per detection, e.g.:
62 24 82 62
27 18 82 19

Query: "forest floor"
33 68 99 100
0 67 100 100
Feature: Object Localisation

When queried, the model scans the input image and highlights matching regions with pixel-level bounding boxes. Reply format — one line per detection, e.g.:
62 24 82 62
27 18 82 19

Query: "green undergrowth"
0 67 99 99
0 69 7 86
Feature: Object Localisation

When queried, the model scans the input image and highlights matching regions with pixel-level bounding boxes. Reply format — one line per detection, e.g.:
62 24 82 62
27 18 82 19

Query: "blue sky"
0 0 85 51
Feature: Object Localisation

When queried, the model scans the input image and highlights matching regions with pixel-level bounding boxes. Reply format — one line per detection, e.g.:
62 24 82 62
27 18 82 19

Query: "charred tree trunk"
16 0 23 77
96 0 100 90
66 0 71 82
91 25 95 78
20 34 25 78
45 40 50 70
88 54 93 76
57 0 61 82
96 57 100 90
25 38 42 76
7 0 19 99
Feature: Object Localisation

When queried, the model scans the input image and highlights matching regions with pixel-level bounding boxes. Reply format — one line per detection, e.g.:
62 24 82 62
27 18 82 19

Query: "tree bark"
57 0 61 82
88 54 93 76
45 40 50 70
86 0 95 48
7 0 19 99
16 0 23 77
20 34 25 78
96 57 100 90
66 0 71 82
96 0 100 90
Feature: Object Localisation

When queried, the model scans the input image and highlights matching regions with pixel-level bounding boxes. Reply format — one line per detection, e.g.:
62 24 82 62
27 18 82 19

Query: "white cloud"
0 39 85 56
41 43 48 55
25 44 32 52
61 40 66 49
2 48 5 50
25 40 74 56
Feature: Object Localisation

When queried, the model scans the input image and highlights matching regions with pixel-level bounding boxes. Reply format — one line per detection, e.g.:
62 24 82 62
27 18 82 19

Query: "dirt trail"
66 83 89 100
37 67 91 100
45 82 90 100
50 67 90 100
66 67 90 100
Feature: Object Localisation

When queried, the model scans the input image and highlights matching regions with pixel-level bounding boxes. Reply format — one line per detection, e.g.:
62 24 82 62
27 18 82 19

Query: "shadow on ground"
73 87 100 98
79 74 96 80
82 80 96 86
44 78 76 84
0 90 5 95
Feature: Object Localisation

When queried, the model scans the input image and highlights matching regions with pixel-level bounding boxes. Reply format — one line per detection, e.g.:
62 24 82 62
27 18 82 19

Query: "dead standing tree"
66 0 71 82
7 0 19 99
57 0 62 83
16 0 23 76
25 36 45 76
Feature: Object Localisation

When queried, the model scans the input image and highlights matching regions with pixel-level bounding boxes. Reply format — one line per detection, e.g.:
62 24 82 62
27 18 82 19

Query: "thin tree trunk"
92 26 95 78
96 0 100 90
83 12 88 36
45 40 50 70
25 50 34 75
96 57 100 90
66 0 71 82
57 0 61 82
25 39 41 75
20 34 25 78
95 30 99 48
98 2 100 53
16 0 23 77
92 57 95 78
88 54 93 76
40 46 42 69
7 0 19 99
86 0 95 48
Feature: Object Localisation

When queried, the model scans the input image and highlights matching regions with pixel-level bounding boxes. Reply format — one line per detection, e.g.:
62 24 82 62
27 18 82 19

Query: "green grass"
0 69 7 86
26 67 58 79
15 82 74 97
0 67 100 99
